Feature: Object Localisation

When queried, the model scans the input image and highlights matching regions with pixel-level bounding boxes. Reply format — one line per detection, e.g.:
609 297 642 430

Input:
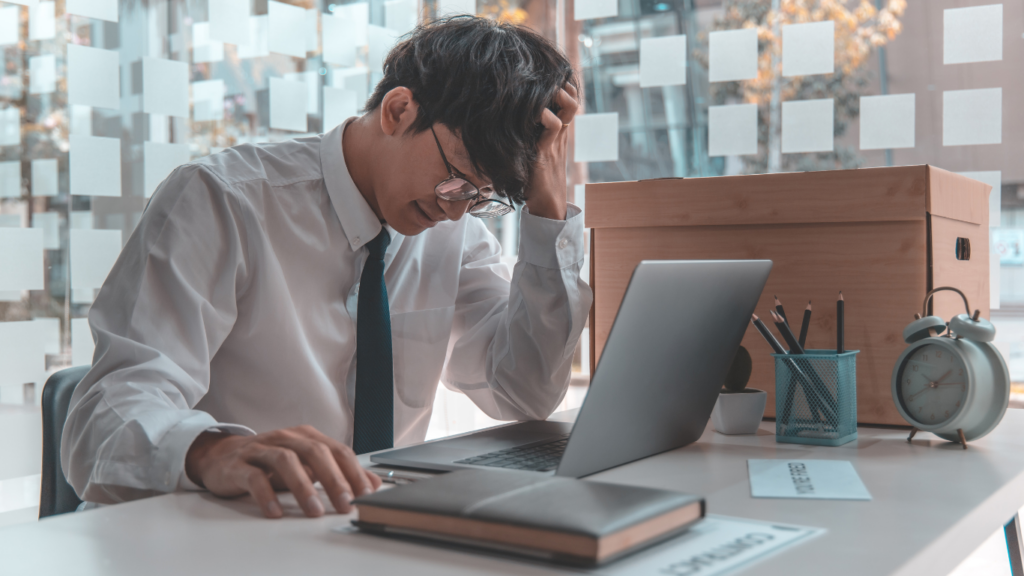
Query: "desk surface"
5 411 1024 576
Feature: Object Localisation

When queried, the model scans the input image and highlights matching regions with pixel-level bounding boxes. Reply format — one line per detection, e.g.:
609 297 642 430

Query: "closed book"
352 469 705 566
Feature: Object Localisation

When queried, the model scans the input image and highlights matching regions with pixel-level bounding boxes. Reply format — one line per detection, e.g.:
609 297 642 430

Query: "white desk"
5 411 1024 576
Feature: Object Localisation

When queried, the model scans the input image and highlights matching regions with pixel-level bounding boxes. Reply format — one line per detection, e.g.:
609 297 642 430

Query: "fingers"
538 108 564 149
237 463 284 518
553 85 579 126
246 445 324 518
298 426 375 500
275 435 356 515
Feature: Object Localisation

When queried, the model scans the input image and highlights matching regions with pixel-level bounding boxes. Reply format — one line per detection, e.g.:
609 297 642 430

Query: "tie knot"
367 229 390 260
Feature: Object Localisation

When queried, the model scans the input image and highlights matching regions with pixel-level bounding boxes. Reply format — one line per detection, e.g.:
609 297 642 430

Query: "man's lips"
414 203 445 228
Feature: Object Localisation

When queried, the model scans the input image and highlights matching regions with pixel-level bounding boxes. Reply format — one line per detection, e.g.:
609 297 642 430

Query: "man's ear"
379 87 419 137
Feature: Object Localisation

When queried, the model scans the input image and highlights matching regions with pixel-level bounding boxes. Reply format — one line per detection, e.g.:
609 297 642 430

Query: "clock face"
898 343 969 426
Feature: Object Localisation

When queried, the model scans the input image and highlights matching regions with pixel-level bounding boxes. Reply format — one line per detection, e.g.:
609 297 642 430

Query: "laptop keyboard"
454 436 569 472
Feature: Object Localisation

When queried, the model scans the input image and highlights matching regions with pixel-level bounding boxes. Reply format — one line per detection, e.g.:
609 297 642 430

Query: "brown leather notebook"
352 469 705 566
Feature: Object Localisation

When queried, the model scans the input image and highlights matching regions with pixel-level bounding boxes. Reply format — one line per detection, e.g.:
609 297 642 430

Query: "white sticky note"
0 228 44 291
269 77 307 132
31 211 60 250
368 25 400 73
192 79 226 122
284 71 320 115
859 93 915 150
0 160 20 198
71 318 94 367
958 171 1001 228
436 0 474 16
31 158 57 197
0 321 46 390
71 210 92 229
70 228 122 291
323 5 369 66
385 0 417 35
782 21 834 77
28 54 55 94
331 66 369 106
0 6 19 46
237 15 269 59
639 35 686 88
0 106 18 146
748 459 871 500
334 2 369 43
68 44 120 110
709 103 758 157
0 214 20 227
574 113 618 163
305 9 319 52
193 22 224 63
782 98 833 153
66 0 117 22
144 142 190 198
943 88 1001 146
944 4 1002 65
142 57 189 118
70 134 121 197
29 2 55 41
709 28 757 83
575 0 616 21
324 87 357 130
269 1 306 58
209 0 250 46
34 317 60 355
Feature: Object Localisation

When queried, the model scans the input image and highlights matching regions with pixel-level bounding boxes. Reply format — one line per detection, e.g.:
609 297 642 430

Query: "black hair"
365 16 578 204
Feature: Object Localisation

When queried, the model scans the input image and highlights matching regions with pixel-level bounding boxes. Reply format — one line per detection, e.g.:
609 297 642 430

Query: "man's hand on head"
524 82 579 221
184 425 382 519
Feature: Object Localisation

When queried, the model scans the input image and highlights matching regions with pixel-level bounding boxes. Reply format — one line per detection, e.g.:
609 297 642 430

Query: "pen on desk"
751 314 786 354
837 292 845 354
771 310 805 354
798 301 812 349
774 296 788 326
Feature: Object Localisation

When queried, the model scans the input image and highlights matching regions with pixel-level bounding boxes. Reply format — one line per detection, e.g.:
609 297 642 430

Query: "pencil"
798 301 812 349
772 310 835 424
837 292 845 354
751 314 786 354
774 295 788 326
771 310 805 354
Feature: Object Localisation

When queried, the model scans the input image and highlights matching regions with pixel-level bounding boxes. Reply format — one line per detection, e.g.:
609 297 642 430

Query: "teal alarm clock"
891 287 1010 449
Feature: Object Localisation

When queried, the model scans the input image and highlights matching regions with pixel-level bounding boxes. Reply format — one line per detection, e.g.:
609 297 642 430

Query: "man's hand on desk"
184 425 382 518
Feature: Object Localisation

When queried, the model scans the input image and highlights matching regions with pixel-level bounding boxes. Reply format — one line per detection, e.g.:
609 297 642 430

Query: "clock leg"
957 429 968 450
907 427 918 443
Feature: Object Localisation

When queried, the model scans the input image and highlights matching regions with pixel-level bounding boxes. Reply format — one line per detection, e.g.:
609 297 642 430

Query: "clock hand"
932 370 952 384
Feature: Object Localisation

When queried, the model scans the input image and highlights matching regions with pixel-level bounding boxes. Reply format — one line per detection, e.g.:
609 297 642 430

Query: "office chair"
39 366 90 519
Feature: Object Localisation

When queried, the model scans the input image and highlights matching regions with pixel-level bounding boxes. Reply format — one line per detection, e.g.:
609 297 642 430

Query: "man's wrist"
184 431 230 488
524 196 567 221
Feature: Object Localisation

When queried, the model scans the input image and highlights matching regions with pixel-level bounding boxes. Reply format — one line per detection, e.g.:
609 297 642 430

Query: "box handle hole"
955 237 971 261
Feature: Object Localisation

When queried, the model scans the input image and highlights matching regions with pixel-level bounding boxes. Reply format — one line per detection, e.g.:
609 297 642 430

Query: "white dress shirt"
62 122 592 504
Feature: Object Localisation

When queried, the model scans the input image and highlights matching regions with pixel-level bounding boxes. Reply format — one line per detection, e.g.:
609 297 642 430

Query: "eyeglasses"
430 126 514 219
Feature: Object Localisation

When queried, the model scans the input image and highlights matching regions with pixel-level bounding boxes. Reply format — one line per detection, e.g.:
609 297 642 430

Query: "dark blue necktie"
352 229 393 455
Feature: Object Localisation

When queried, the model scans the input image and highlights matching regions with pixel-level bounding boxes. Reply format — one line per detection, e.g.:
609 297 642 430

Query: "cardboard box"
586 165 990 426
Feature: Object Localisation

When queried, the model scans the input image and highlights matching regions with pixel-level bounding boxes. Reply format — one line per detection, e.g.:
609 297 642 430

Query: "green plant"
723 345 754 393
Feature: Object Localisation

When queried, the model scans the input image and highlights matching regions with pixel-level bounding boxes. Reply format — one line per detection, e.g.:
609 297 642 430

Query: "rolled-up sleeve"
442 204 593 421
61 165 256 504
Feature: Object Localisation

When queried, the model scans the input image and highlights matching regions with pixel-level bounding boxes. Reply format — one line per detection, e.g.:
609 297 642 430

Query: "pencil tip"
839 291 844 300
751 313 759 321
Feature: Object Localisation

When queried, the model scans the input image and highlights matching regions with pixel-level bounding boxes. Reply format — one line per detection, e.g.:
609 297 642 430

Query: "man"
62 16 592 519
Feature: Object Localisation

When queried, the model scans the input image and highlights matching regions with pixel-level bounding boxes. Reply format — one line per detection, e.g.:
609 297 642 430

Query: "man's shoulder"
187 135 325 190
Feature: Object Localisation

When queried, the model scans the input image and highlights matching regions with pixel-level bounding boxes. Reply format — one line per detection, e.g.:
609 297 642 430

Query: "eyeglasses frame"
428 125 514 219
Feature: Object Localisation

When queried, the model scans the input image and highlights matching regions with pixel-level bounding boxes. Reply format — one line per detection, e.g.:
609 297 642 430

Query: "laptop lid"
556 260 771 478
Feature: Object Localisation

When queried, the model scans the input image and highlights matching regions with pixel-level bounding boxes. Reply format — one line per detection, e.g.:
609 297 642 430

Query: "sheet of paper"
943 88 1001 146
575 0 616 21
144 142 190 198
305 9 319 52
708 28 757 83
574 113 618 163
368 25 400 73
193 22 224 63
269 77 307 132
781 98 833 153
859 93 915 150
28 54 55 94
209 0 250 45
385 0 417 35
142 57 189 118
331 67 369 106
70 134 121 197
70 228 122 291
782 20 834 77
33 317 60 355
66 0 117 22
0 160 19 198
237 15 269 58
958 170 1000 228
0 6 19 46
436 0 474 16
334 2 369 44
31 158 57 197
323 87 357 130
269 0 306 58
71 317 95 367
0 228 44 291
71 211 92 230
0 106 18 146
68 44 120 110
29 2 55 41
0 321 46 391
192 79 225 122
944 4 1002 65
31 211 60 250
322 16 359 66
639 35 686 88
0 214 20 227
748 459 871 500
709 103 757 157
284 71 320 115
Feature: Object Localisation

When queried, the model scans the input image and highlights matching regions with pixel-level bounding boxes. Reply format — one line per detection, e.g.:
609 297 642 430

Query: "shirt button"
558 238 569 249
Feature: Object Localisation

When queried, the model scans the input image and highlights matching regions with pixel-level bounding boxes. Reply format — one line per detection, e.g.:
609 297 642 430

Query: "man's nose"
437 197 473 221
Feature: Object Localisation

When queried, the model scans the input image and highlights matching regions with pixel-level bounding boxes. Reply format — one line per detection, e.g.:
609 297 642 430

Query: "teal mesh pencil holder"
773 350 859 446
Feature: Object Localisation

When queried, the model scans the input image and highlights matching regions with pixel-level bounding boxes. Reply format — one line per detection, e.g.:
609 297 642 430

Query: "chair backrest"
39 366 90 519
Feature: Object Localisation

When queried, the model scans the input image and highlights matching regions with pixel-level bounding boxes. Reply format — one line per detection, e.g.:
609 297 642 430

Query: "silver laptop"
372 260 772 478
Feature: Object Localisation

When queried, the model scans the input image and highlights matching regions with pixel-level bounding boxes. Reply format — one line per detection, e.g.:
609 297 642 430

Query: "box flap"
927 166 989 226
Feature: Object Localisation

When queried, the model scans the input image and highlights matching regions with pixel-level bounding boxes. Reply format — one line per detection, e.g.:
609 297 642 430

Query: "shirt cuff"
169 416 257 491
518 203 585 270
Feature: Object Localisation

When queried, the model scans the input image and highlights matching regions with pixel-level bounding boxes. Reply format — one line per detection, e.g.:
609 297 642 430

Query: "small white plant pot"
711 389 767 435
